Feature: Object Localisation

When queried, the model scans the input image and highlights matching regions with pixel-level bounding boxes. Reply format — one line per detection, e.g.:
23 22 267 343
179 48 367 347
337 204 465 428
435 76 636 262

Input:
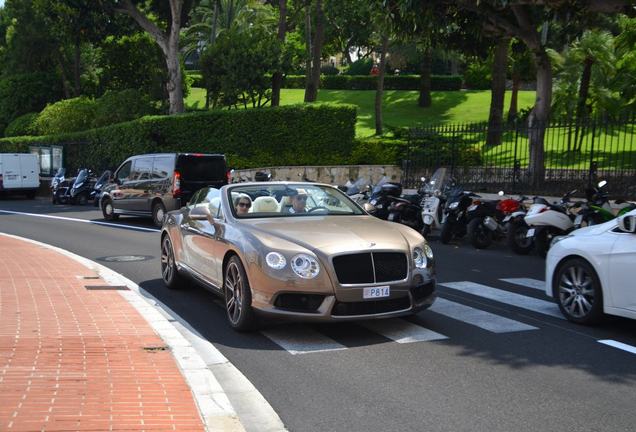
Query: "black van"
100 153 229 227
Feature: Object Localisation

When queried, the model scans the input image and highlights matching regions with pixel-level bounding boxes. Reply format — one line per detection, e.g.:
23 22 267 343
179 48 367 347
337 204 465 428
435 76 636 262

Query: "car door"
181 187 223 287
2 154 22 189
111 160 134 211
128 157 154 213
608 231 636 311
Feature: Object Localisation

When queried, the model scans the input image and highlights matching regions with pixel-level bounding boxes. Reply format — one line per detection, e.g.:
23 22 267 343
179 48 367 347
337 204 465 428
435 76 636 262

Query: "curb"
0 233 286 432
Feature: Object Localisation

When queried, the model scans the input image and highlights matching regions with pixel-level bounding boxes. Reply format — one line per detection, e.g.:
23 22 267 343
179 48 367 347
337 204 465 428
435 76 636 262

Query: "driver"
287 190 308 214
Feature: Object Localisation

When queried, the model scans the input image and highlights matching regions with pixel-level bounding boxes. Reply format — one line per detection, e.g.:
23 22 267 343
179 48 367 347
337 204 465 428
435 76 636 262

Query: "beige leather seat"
251 196 280 213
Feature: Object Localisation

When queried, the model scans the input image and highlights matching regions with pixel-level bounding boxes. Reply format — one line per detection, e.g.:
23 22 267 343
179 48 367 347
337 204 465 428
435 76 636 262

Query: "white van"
0 153 40 198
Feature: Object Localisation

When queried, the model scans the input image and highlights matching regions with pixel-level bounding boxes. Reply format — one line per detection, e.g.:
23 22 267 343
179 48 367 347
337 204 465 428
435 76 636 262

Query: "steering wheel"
308 206 329 213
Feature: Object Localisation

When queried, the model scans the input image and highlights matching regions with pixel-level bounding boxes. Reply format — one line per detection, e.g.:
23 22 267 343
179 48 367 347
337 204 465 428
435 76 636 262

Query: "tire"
467 217 493 249
25 190 36 199
161 235 185 289
224 256 257 331
51 194 58 205
554 258 603 325
74 192 88 205
507 219 533 255
101 197 119 221
534 228 550 258
421 224 431 239
440 219 454 244
152 201 167 227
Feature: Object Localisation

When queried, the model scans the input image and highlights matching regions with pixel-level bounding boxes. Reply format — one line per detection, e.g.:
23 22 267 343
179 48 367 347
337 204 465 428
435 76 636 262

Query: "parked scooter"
386 193 425 234
506 196 546 255
51 168 75 205
364 176 397 220
53 168 95 205
339 177 370 205
576 180 636 227
439 184 481 244
50 167 66 203
524 189 578 257
90 170 111 206
419 168 451 238
466 191 529 250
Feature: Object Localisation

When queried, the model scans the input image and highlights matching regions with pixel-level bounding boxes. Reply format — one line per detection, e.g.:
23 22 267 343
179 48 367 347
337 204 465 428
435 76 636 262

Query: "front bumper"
253 279 436 322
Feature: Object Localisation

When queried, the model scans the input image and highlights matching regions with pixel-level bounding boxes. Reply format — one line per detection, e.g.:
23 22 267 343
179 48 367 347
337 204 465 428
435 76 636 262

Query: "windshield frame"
226 183 366 219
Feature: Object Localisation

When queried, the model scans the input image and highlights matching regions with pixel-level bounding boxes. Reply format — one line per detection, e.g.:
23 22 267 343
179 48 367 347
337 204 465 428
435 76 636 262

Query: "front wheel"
507 219 533 255
440 218 454 244
534 228 552 258
555 258 603 324
224 256 257 331
421 224 431 239
467 217 493 249
101 197 119 221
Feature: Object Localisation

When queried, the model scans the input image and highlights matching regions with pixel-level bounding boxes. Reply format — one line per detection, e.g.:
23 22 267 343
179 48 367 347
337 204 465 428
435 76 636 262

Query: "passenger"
234 196 252 215
288 191 308 214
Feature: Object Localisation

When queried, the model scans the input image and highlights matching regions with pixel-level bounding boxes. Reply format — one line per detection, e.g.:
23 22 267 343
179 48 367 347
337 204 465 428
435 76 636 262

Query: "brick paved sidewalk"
0 235 205 431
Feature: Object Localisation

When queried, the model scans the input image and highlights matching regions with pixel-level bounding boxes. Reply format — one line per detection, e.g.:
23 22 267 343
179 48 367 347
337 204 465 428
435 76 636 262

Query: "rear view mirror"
617 214 636 233
190 205 211 221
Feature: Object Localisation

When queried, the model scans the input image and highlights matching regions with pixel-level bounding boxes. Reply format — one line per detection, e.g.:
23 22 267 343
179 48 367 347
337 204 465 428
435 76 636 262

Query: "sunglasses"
238 202 251 208
294 196 308 201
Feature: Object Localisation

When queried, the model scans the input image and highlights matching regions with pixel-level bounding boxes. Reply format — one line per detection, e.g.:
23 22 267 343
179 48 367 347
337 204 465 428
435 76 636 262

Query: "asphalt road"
2 197 636 432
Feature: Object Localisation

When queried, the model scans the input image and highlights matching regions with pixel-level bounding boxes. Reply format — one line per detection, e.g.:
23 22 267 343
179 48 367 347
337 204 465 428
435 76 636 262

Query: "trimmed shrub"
281 75 462 91
34 97 98 135
463 61 491 90
320 65 340 75
344 59 373 75
4 113 39 137
92 89 157 129
0 104 357 172
349 138 407 165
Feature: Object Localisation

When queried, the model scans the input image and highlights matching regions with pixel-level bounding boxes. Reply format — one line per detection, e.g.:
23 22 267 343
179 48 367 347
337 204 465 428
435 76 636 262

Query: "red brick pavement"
0 235 205 431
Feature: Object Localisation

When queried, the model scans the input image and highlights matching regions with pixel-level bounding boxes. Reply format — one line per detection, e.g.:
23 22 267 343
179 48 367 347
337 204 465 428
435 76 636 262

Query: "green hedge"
0 104 357 172
282 75 463 91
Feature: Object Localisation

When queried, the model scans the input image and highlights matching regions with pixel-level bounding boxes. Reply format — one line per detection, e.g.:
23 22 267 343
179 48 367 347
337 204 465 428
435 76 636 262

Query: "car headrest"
252 196 279 213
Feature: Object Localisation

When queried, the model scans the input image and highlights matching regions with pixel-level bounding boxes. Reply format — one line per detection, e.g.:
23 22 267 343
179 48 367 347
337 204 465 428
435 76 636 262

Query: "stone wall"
231 165 402 186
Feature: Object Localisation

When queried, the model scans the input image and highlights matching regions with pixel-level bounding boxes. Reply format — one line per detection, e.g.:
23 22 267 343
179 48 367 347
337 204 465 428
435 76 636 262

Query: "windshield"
423 168 448 194
96 170 110 185
344 177 369 195
54 167 66 178
371 176 390 194
228 183 365 218
74 169 88 186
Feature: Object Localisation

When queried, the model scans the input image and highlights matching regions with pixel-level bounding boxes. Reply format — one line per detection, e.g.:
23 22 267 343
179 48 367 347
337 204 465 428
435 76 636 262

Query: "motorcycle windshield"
347 177 369 195
423 168 448 194
74 170 88 187
95 170 111 186
54 167 66 179
371 176 390 194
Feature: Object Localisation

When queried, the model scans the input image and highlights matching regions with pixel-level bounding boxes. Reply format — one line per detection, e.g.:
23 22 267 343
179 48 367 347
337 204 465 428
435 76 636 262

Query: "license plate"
574 214 583 226
363 286 390 299
6 174 18 180
526 228 535 238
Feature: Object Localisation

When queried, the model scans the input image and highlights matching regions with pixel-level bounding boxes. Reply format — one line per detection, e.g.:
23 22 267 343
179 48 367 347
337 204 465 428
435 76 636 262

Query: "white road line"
598 340 636 355
501 278 545 291
261 325 347 355
430 298 538 333
0 209 160 232
439 281 563 319
359 319 448 344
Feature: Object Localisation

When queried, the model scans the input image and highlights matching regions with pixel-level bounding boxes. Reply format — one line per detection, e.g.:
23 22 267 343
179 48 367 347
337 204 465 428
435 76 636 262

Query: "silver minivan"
100 153 228 226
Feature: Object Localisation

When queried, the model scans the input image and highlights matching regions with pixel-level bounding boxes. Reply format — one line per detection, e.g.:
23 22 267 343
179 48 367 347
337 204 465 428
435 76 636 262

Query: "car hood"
571 217 620 236
240 215 415 255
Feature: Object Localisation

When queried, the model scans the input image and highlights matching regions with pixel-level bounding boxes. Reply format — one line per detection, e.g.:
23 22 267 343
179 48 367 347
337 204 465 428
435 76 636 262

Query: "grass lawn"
186 87 537 138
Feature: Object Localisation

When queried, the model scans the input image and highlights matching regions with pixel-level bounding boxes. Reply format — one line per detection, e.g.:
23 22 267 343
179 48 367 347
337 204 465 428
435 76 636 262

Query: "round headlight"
413 247 427 269
290 254 320 279
423 244 434 260
265 252 286 270
449 201 459 209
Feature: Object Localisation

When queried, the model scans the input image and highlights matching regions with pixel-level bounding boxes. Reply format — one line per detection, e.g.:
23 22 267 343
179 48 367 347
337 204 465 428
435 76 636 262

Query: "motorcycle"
363 176 396 220
419 168 451 238
576 180 636 227
50 167 66 199
51 168 75 205
524 189 578 257
386 194 426 234
506 195 546 255
339 177 370 205
53 168 95 205
439 184 481 244
90 170 111 206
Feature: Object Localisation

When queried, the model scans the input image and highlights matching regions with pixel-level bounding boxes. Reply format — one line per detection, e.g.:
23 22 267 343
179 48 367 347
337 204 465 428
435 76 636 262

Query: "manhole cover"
97 255 153 262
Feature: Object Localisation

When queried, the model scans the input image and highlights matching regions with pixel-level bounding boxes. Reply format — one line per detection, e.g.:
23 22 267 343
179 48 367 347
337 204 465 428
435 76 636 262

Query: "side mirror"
617 214 636 233
498 191 505 196
190 205 211 221
363 202 376 213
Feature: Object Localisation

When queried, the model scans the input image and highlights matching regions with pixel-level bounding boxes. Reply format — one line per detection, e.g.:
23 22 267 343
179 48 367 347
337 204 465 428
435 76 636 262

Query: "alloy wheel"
558 265 595 319
161 237 174 284
225 262 243 325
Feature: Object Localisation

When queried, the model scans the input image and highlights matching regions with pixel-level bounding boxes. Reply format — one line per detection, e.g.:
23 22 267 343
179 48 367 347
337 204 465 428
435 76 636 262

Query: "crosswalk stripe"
501 278 545 291
439 281 563 319
430 298 538 333
358 319 448 344
598 340 636 355
262 325 347 355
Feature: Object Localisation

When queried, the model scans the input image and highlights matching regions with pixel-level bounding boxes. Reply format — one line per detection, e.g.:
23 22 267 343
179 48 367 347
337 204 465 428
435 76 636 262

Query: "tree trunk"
507 72 520 123
55 51 72 99
210 0 219 44
73 36 82 97
486 37 509 147
375 34 389 136
165 42 185 114
344 42 353 65
418 45 432 108
305 0 324 103
528 50 552 188
271 0 287 107
574 57 593 151
304 1 312 94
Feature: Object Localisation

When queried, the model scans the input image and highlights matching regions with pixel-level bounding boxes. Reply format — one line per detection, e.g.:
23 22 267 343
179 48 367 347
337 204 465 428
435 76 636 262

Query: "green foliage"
98 33 167 101
0 72 63 136
92 89 158 129
0 104 357 172
200 27 283 108
349 138 406 165
344 59 373 75
281 75 462 91
187 71 204 88
409 133 483 167
463 60 491 90
320 65 340 75
4 113 39 137
34 96 97 135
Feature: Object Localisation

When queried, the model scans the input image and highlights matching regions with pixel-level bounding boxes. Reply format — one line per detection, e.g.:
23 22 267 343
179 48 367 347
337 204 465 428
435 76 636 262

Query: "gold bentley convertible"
160 182 436 331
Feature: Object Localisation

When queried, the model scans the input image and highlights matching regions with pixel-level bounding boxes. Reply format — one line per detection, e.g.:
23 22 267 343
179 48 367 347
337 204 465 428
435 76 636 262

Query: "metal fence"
402 114 636 198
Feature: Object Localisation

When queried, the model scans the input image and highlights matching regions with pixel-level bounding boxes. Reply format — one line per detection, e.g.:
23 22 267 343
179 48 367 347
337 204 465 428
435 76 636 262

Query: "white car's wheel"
555 258 603 325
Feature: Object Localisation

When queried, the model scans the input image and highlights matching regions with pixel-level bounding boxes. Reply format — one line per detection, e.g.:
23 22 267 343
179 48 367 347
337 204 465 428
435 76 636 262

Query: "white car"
546 210 636 324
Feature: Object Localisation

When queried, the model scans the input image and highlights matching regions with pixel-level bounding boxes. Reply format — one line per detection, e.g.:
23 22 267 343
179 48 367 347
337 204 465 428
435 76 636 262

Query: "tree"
271 0 287 106
304 0 325 102
486 36 510 147
113 0 194 114
507 40 535 122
